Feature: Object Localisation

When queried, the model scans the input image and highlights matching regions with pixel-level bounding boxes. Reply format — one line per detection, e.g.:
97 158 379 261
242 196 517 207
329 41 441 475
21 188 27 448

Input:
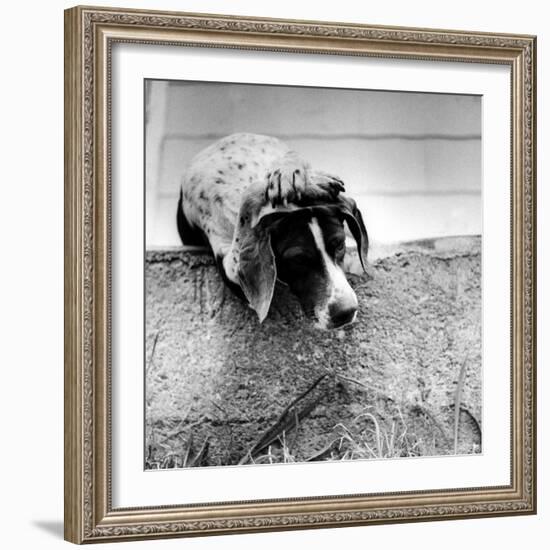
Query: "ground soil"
145 237 482 468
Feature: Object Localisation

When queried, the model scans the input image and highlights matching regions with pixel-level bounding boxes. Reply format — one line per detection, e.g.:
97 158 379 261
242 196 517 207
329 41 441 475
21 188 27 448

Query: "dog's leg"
176 188 209 246
265 151 310 206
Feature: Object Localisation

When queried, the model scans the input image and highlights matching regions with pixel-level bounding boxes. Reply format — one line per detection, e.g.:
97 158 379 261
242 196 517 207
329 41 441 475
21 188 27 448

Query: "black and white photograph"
144 80 482 469
57 3 538 545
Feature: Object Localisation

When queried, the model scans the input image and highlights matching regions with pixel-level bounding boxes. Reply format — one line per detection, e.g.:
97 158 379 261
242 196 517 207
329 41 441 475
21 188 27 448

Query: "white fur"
308 218 358 329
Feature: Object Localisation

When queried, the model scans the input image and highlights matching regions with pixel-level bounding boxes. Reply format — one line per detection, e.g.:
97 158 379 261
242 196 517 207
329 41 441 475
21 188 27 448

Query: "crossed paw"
265 152 345 206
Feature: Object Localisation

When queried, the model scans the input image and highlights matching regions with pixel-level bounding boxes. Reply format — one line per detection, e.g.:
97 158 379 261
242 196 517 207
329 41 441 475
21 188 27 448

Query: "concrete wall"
146 80 481 248
146 237 482 467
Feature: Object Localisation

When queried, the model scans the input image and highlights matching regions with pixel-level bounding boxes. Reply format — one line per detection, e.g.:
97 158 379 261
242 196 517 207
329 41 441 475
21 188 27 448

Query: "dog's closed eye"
332 242 346 262
328 239 345 252
281 247 317 266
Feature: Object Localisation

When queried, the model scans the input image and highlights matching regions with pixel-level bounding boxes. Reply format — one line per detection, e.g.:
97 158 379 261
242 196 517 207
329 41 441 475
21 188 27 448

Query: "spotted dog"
177 133 368 329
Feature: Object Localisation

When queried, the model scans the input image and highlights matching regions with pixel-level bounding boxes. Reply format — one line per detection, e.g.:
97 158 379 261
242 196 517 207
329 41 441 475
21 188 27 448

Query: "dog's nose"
329 305 357 328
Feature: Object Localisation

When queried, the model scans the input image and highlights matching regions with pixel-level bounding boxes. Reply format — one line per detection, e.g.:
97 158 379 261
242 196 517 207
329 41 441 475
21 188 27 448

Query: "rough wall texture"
145 237 482 468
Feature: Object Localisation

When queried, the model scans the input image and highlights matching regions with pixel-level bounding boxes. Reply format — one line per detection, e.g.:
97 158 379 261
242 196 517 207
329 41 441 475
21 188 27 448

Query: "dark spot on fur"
214 195 223 204
218 169 224 175
237 163 244 170
199 190 207 200
240 216 245 226
220 146 226 151
215 178 225 184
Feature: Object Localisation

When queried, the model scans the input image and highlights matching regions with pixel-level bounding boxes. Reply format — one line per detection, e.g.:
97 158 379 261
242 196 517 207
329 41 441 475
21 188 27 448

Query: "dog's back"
178 133 290 246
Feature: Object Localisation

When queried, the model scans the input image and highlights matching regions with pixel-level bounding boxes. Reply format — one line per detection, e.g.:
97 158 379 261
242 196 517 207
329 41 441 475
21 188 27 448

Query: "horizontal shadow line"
161 132 482 143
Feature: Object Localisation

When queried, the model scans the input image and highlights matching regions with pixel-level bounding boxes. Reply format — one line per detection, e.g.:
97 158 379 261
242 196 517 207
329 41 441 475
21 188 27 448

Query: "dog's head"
238 196 368 329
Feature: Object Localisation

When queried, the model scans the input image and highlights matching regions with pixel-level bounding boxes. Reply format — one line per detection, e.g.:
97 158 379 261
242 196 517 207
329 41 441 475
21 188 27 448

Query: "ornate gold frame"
64 5 537 544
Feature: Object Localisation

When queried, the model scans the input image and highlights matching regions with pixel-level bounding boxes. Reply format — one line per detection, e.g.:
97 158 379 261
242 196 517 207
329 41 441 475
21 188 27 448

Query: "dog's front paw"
309 171 346 201
265 152 310 206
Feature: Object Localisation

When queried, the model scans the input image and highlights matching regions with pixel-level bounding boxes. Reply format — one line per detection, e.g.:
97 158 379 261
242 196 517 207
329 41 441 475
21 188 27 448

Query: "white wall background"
0 1 546 550
147 80 481 247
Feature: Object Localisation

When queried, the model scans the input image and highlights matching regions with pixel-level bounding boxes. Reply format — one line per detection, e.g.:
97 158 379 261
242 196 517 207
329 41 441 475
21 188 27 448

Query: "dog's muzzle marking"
308 218 358 329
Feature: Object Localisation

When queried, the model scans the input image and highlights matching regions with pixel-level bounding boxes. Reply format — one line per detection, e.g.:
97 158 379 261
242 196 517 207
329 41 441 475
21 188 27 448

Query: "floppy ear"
338 196 369 272
237 211 288 323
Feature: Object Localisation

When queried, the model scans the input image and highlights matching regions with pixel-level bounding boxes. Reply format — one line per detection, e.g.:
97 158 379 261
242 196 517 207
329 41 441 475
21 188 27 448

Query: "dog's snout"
327 280 358 329
329 304 357 328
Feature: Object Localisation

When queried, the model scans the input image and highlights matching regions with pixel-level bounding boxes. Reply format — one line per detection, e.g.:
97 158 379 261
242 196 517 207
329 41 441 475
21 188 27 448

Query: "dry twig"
238 374 329 465
453 359 468 454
